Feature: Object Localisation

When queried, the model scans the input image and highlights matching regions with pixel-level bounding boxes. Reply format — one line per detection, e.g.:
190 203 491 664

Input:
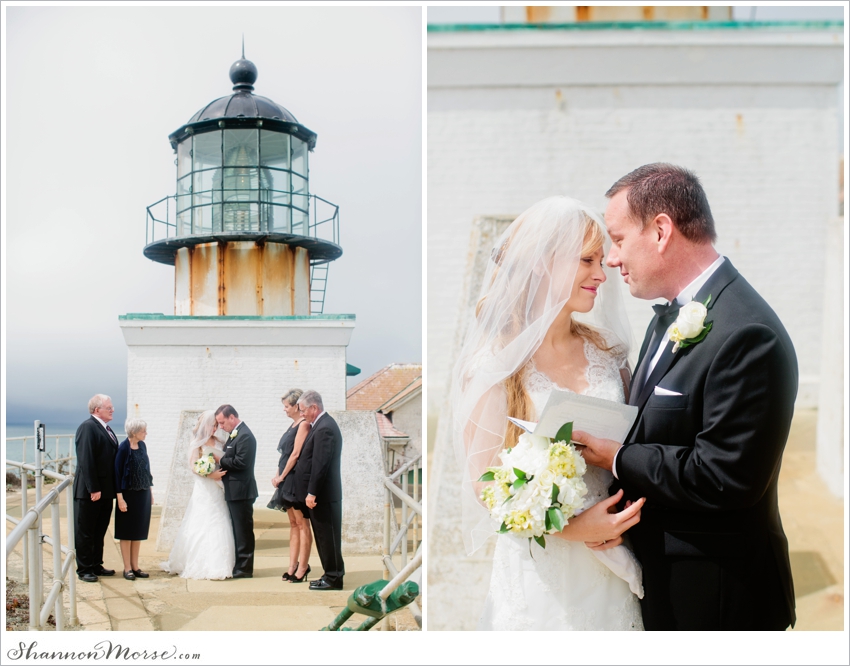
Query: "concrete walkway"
4 502 418 631
777 409 844 631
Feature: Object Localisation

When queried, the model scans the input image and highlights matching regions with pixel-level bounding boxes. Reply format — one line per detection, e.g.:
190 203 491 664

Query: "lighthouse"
144 53 341 316
120 54 355 514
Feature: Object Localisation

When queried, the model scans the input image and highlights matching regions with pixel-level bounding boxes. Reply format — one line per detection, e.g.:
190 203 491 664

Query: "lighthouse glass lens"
291 138 308 177
260 131 289 170
177 139 192 179
224 129 258 167
194 132 222 169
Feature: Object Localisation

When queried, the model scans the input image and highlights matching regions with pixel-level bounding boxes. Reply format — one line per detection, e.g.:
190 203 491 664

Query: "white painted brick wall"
126 343 345 507
121 319 353 508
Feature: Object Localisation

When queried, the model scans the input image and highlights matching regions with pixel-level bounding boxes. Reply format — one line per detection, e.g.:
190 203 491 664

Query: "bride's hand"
552 490 644 544
271 475 280 488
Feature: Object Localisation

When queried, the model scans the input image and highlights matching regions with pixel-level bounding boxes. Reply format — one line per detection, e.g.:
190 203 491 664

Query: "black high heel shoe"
289 564 311 583
282 563 299 581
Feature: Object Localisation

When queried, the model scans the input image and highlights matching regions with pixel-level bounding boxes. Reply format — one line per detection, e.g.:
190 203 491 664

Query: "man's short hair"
88 394 112 414
215 404 239 419
297 390 324 411
605 163 717 244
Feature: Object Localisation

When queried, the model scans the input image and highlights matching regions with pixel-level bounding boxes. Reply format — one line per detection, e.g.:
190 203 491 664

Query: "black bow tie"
652 301 681 322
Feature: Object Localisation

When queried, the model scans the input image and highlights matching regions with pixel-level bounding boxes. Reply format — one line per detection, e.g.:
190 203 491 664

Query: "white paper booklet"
509 391 638 442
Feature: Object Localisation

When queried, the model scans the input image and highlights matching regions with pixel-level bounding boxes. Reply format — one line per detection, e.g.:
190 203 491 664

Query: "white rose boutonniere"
669 295 713 353
230 428 239 440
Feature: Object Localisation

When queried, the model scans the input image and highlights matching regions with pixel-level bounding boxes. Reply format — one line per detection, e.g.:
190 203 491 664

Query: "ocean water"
4 422 125 475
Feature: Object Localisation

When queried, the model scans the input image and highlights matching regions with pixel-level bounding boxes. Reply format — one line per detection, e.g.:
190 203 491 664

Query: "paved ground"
4 502 419 632
776 409 844 631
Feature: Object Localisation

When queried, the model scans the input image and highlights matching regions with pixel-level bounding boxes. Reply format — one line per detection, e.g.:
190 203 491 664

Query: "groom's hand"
208 469 226 481
306 494 317 509
572 430 621 471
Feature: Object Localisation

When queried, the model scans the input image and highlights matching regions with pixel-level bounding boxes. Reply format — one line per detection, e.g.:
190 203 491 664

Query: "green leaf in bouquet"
548 506 566 532
511 477 527 492
545 512 551 531
513 467 527 480
555 422 573 444
551 483 560 504
533 535 546 549
498 521 509 534
478 471 495 482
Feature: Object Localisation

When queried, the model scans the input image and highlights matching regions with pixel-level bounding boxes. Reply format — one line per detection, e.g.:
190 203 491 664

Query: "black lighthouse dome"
167 57 317 151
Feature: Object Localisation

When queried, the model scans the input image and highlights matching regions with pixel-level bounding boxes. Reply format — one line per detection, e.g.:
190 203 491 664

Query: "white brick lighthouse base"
119 314 355 509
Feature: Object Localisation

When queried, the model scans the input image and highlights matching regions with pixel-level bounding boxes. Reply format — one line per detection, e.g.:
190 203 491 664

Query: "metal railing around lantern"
145 192 339 314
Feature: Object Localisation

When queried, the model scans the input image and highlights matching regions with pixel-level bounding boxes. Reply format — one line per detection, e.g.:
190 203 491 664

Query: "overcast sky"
2 5 422 427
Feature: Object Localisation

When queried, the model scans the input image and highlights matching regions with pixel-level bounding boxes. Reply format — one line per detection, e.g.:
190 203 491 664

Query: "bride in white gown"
162 410 235 579
452 197 645 630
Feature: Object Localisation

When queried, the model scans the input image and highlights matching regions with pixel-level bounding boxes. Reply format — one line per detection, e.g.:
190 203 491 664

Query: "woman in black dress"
267 389 313 583
114 419 154 581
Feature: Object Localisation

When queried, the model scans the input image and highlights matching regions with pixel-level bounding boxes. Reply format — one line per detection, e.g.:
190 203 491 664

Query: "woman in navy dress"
114 418 154 581
267 389 312 583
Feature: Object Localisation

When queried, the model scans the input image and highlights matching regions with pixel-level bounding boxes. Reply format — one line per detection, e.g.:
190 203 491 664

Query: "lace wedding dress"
162 444 235 580
478 339 644 631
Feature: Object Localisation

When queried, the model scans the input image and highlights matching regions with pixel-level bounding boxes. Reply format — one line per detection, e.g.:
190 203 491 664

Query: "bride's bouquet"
193 452 217 477
479 422 587 549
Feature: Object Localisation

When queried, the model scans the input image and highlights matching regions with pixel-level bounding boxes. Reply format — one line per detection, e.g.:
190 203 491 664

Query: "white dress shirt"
613 255 725 480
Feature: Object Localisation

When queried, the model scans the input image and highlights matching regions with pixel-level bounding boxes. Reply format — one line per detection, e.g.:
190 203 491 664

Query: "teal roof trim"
428 21 844 32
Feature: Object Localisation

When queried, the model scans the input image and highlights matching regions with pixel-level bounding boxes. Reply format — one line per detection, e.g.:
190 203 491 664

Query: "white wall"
121 317 353 507
391 395 423 461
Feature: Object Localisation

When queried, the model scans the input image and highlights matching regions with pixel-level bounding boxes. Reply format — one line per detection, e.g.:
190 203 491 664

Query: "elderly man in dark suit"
576 164 796 630
73 394 119 582
293 390 345 591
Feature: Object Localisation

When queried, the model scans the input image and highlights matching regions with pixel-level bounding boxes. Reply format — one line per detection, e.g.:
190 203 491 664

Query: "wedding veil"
188 410 218 468
450 196 632 555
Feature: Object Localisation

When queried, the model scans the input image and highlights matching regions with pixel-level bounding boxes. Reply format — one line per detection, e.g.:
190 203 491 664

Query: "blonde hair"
281 388 303 406
502 216 616 448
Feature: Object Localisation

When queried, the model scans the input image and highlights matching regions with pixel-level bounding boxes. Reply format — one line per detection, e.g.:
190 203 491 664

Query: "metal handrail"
382 454 422 628
5 423 79 630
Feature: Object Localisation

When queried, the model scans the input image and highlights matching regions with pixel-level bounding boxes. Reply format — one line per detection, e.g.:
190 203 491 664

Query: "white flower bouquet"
193 453 216 477
479 422 587 549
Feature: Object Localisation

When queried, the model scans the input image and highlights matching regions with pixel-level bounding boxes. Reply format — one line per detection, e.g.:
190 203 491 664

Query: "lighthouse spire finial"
229 36 257 91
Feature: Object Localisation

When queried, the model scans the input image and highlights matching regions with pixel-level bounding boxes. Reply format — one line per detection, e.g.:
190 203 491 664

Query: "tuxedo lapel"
634 338 681 410
633 258 740 413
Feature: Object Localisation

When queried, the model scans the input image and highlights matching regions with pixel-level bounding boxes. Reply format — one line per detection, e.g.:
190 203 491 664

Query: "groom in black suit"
211 404 258 579
576 164 796 630
73 394 119 582
294 390 345 591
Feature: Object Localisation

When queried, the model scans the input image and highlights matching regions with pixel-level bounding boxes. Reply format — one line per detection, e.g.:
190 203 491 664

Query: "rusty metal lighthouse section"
144 56 341 315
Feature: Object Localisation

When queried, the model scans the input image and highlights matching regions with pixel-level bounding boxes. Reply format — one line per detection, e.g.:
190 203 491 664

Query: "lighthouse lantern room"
144 54 341 316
